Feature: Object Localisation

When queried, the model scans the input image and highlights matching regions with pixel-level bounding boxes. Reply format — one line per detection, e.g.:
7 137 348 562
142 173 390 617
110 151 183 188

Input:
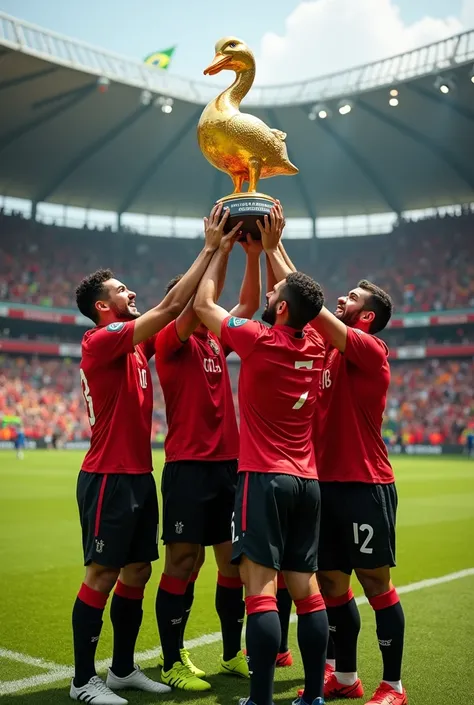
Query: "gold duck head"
204 37 255 76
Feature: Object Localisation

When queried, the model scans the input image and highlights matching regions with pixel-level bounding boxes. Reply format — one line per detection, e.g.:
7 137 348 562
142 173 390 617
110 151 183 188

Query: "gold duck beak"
203 53 232 76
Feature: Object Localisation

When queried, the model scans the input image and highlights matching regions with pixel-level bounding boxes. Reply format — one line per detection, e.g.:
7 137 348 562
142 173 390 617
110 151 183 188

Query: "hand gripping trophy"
198 37 298 237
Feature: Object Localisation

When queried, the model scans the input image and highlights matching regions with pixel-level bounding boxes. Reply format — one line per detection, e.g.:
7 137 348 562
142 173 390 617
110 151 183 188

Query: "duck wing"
270 128 287 141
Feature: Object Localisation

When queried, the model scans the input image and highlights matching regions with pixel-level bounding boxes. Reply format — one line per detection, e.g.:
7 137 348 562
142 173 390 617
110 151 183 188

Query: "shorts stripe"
94 475 108 537
241 472 250 533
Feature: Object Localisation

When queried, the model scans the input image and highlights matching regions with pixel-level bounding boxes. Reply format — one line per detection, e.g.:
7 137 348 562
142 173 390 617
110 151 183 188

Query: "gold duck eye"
227 42 237 49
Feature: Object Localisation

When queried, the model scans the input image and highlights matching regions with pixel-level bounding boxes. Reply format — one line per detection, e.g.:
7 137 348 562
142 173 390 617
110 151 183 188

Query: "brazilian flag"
143 47 176 70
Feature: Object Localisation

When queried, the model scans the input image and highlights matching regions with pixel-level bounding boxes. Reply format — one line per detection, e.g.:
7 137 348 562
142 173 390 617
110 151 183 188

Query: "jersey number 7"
293 360 313 410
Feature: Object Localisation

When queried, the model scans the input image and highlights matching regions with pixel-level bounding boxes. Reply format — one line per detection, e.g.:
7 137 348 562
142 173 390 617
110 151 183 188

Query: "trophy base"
217 192 276 240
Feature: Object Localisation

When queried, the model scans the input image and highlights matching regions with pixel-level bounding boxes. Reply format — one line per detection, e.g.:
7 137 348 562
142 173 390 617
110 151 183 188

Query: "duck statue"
197 37 299 236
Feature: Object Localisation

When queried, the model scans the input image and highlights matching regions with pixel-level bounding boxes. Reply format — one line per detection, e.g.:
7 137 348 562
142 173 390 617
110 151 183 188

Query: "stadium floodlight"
338 100 353 115
470 65 474 83
309 104 331 120
434 75 455 94
140 90 152 106
390 88 399 97
155 96 174 113
389 97 399 107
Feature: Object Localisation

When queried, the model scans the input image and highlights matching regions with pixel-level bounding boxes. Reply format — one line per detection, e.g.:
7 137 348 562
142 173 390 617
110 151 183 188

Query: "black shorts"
77 471 159 569
161 460 238 546
231 472 321 573
318 482 397 574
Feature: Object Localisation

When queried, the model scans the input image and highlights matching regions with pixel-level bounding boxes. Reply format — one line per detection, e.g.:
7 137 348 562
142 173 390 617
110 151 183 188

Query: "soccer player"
70 222 232 705
14 424 25 460
194 205 329 705
155 204 262 690
277 243 407 705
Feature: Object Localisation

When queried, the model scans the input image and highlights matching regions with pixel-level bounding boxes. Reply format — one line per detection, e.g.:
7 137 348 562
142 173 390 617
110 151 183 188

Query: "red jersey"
155 322 239 462
314 326 394 484
80 321 155 474
220 316 325 478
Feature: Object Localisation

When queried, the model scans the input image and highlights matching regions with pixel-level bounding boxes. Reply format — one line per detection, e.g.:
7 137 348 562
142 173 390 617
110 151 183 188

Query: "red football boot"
296 663 335 698
276 650 293 667
365 682 407 705
242 649 293 667
324 673 364 700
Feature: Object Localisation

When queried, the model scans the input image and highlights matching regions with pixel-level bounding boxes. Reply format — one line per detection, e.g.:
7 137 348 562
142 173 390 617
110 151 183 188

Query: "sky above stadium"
2 0 474 84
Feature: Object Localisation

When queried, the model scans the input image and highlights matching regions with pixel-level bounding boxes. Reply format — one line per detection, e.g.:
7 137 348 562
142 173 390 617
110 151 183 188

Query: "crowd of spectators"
1 354 472 446
1 209 473 314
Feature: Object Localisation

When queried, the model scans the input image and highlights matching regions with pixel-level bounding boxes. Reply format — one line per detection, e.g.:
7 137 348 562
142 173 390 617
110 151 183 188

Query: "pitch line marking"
1 567 473 697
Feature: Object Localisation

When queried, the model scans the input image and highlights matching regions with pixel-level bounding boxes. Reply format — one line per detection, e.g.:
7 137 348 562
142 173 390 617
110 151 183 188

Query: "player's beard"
262 301 277 326
335 305 361 327
111 302 140 320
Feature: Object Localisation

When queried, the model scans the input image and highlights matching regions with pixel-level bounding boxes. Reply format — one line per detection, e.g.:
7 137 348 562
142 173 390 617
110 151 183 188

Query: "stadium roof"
1 12 474 219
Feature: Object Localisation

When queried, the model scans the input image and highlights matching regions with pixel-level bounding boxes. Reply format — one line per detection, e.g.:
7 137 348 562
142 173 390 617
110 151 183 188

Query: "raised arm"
258 203 296 283
132 204 229 346
194 228 242 337
230 235 262 319
311 307 348 352
172 206 240 343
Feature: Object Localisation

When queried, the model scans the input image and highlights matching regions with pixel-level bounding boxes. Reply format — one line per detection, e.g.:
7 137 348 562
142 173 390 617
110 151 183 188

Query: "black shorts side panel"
318 482 398 574
161 460 238 546
77 471 159 569
231 472 320 573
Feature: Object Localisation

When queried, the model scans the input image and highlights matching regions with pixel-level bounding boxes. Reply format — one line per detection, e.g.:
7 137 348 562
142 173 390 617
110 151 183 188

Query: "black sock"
245 595 280 705
156 574 187 672
110 581 144 677
370 589 405 682
179 572 198 650
326 634 336 661
72 584 108 688
276 585 292 653
295 595 329 703
326 590 361 673
216 573 245 661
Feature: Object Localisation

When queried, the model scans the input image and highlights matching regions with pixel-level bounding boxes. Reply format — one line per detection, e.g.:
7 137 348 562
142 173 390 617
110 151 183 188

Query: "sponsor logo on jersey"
106 322 125 332
208 337 220 355
228 316 249 328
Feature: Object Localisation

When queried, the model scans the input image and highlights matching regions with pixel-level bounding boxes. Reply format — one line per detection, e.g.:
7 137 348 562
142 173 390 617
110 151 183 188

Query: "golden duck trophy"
198 37 298 238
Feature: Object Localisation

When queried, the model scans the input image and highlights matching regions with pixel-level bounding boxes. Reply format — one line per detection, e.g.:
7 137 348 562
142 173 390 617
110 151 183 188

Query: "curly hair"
358 279 393 333
280 271 325 329
165 274 184 295
75 268 114 323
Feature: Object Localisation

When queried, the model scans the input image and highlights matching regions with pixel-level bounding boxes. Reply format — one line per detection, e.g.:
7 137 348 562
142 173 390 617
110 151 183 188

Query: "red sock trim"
78 582 108 610
295 593 325 615
114 580 144 601
277 573 287 590
324 588 355 608
159 574 188 596
217 571 243 589
189 571 199 584
245 594 278 615
369 587 400 611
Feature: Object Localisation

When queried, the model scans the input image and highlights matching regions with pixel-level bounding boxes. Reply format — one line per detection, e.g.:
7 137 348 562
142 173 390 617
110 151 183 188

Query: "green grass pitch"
0 452 473 704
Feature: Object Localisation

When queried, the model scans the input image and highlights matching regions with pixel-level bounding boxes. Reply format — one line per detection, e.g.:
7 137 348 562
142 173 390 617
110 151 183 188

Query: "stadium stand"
1 208 473 449
1 354 472 447
1 209 473 313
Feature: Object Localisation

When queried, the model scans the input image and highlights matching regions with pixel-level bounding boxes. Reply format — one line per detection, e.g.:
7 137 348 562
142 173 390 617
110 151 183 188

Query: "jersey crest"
208 337 220 356
106 322 125 332
228 316 249 328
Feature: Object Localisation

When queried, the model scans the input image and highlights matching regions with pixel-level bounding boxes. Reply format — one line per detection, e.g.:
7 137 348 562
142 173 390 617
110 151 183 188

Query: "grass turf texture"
0 452 473 704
